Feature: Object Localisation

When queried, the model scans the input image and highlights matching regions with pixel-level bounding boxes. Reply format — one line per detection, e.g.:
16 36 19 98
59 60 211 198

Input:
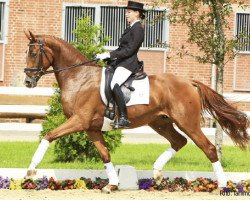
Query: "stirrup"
112 117 130 129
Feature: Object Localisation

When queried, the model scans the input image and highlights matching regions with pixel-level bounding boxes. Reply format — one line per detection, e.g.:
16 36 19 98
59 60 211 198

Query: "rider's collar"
130 20 140 28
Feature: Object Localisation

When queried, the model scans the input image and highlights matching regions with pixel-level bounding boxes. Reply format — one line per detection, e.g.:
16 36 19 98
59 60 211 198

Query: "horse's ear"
24 31 32 41
29 31 36 42
24 30 36 42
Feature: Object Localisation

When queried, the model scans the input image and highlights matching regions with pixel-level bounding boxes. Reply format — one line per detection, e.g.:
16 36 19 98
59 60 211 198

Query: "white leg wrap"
212 161 227 188
153 147 176 170
28 139 49 170
104 162 119 186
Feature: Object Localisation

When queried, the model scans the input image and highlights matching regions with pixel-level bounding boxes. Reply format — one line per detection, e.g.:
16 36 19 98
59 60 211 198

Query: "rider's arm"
110 25 144 60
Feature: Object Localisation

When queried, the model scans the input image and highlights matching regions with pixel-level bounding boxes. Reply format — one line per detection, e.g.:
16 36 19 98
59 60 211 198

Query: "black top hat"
125 1 146 12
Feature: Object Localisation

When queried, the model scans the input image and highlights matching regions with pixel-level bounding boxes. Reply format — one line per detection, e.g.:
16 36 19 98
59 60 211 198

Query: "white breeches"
110 66 132 90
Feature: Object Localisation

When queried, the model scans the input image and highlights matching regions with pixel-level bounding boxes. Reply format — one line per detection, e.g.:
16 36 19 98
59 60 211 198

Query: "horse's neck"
58 66 101 108
46 37 101 98
55 63 101 100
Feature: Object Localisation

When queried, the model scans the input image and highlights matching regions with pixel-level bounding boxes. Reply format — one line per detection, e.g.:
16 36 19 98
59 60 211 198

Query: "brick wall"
2 0 63 87
166 3 250 93
234 54 250 90
0 0 249 104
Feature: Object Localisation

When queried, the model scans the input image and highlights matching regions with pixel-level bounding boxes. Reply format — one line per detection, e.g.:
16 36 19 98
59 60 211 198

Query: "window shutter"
64 5 168 49
143 10 167 48
0 2 5 40
236 13 250 52
64 6 95 42
101 6 126 47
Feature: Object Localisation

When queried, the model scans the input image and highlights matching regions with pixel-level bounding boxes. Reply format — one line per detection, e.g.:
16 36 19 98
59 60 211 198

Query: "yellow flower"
73 179 87 190
9 179 24 190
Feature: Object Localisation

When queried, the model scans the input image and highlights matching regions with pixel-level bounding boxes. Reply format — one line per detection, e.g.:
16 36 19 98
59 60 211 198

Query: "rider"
96 1 145 129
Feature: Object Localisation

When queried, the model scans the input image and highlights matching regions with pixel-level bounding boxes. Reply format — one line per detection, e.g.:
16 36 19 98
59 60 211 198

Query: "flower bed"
0 176 249 192
139 177 250 193
0 176 107 190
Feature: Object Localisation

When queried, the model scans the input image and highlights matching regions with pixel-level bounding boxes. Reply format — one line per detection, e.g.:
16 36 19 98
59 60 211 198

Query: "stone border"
0 167 249 182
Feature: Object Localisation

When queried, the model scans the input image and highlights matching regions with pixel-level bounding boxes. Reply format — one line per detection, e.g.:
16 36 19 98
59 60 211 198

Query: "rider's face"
125 9 139 25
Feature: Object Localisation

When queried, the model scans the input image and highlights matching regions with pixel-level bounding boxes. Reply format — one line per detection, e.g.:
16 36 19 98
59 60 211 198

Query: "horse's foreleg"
87 131 119 193
149 118 187 185
25 116 84 178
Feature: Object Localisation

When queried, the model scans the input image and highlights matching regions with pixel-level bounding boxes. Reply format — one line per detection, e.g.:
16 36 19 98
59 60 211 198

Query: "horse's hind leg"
87 130 118 193
148 116 187 184
173 110 227 188
183 126 227 187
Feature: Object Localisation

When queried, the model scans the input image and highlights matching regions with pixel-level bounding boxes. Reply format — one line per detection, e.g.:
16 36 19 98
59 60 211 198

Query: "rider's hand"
95 52 110 61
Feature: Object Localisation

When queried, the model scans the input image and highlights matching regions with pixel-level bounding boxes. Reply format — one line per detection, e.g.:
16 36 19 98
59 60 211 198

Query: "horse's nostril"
24 77 37 88
25 80 31 85
24 79 33 88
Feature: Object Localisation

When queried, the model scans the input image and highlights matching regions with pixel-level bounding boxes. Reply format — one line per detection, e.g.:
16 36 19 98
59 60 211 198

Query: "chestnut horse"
24 31 249 193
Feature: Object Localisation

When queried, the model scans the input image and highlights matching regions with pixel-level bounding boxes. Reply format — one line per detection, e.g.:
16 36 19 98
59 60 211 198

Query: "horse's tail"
192 80 249 149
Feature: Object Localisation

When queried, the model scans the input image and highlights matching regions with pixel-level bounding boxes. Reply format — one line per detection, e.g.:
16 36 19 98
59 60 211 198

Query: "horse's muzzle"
24 76 37 88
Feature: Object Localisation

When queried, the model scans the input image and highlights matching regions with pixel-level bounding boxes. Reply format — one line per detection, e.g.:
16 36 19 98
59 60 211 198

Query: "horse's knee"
43 134 53 143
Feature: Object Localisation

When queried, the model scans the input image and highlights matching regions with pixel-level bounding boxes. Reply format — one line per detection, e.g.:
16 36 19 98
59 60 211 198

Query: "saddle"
104 61 147 120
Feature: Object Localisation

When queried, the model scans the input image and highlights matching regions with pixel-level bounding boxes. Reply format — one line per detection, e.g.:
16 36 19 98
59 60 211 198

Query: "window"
0 2 4 40
143 9 168 49
63 4 169 50
0 1 8 43
100 6 126 47
64 6 95 42
0 0 8 81
233 12 250 91
235 13 250 53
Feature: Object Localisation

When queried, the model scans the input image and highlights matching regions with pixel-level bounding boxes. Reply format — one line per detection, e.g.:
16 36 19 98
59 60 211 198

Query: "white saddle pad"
100 68 150 131
100 68 150 106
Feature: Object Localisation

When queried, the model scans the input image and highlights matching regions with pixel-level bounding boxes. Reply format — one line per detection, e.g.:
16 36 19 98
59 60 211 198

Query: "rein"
37 59 98 75
24 38 98 78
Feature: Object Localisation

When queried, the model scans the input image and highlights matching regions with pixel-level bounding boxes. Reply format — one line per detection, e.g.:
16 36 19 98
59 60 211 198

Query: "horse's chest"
61 90 90 117
60 92 78 116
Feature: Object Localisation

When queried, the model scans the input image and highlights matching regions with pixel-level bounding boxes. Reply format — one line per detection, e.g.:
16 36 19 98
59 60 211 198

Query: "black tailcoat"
110 21 144 73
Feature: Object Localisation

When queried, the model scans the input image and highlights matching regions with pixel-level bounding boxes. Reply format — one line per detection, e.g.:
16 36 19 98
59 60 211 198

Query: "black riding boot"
112 84 130 129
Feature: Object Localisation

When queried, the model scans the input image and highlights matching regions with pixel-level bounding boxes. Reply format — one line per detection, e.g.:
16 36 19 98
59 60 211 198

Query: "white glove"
95 52 110 60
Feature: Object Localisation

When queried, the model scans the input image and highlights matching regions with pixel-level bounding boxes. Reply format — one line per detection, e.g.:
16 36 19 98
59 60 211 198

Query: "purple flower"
139 179 153 190
0 176 10 189
222 187 231 192
236 183 244 192
36 176 48 190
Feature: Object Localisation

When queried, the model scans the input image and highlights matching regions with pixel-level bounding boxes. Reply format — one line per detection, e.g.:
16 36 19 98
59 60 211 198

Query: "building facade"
0 0 249 110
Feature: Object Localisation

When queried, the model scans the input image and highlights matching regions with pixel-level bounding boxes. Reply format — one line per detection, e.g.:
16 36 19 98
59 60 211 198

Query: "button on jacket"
110 21 144 73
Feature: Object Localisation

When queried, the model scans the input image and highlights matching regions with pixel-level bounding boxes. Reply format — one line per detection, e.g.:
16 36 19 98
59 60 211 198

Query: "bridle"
24 38 48 81
24 38 97 81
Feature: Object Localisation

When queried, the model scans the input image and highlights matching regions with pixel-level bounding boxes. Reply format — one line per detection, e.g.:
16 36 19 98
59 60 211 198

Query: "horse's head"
24 31 53 88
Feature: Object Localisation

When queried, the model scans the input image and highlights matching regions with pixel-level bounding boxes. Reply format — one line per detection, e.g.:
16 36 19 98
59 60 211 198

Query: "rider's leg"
110 67 132 128
112 83 130 128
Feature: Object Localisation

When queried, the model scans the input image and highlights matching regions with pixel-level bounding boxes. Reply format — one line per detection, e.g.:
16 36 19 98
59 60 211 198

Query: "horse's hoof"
24 169 37 179
153 170 163 186
101 185 118 194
